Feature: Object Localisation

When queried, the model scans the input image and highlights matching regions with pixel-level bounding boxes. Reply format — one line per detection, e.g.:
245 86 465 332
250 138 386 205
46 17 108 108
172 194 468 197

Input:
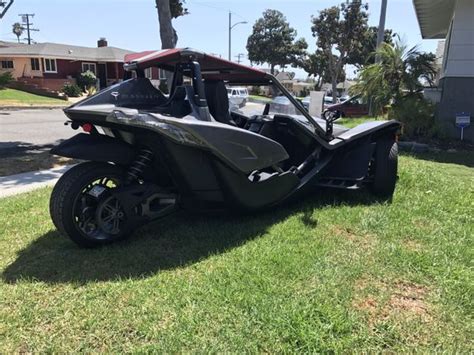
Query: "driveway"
0 109 75 155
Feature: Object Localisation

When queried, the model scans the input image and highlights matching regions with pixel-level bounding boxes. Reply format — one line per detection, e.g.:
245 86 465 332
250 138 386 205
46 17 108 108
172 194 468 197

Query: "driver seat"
204 80 235 125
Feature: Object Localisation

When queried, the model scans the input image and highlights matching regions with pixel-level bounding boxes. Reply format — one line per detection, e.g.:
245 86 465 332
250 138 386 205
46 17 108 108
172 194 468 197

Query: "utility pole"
228 11 231 61
0 0 14 20
375 0 388 62
235 53 245 64
19 13 39 45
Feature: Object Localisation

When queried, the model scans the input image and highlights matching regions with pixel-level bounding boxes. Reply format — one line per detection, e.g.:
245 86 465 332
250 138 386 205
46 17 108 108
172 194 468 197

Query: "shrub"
250 86 261 96
85 85 97 97
388 95 436 138
77 70 97 91
62 83 82 97
0 72 13 87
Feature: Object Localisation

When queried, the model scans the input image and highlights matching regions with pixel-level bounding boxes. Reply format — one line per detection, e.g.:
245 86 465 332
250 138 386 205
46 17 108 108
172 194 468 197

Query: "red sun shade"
124 48 270 84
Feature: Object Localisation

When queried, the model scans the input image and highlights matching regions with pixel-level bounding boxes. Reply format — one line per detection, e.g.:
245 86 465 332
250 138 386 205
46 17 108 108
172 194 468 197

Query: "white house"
413 0 474 141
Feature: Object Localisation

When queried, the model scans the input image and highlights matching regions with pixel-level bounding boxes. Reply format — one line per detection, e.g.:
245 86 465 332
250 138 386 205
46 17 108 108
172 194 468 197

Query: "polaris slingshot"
50 48 400 247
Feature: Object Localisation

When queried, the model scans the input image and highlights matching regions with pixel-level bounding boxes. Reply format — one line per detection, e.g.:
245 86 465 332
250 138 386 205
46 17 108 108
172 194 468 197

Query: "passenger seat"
204 80 236 125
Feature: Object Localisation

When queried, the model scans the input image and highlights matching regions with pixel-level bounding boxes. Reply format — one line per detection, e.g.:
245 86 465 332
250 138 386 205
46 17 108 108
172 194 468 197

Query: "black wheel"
370 138 398 199
50 162 131 248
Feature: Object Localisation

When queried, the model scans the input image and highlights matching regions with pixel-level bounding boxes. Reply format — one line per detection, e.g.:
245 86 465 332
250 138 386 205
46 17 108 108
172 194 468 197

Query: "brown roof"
0 41 134 62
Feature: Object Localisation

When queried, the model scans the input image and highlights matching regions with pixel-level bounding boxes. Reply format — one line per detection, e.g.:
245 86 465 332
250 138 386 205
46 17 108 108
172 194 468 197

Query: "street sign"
455 113 470 140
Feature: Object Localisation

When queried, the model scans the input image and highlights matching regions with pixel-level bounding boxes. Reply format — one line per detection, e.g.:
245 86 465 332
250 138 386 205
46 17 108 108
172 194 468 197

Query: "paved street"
0 109 76 153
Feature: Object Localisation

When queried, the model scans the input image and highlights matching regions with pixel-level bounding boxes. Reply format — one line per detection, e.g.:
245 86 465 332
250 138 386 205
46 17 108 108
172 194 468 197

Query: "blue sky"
0 0 438 78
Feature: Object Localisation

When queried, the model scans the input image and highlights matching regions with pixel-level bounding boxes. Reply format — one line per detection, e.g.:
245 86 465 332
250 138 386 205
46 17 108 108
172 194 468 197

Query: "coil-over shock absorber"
126 148 154 183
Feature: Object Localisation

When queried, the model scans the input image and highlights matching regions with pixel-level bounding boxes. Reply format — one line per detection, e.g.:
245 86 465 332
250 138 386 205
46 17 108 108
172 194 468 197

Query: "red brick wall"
43 59 83 79
151 67 160 80
106 62 117 79
21 77 76 92
41 59 125 83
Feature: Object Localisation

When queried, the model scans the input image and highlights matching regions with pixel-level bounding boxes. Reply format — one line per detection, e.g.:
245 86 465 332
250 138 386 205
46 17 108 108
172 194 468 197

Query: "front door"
98 63 107 89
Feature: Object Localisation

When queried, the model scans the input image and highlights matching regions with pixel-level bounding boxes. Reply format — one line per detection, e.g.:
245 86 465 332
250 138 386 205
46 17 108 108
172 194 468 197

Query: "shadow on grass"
400 150 474 168
3 189 383 284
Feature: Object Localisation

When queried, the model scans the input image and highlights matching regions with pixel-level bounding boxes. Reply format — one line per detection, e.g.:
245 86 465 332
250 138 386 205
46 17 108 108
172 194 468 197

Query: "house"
0 38 139 92
413 0 474 142
320 80 356 98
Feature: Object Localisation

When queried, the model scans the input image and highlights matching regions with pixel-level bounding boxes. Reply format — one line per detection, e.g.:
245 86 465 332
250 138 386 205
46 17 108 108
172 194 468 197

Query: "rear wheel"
50 162 131 248
370 138 398 199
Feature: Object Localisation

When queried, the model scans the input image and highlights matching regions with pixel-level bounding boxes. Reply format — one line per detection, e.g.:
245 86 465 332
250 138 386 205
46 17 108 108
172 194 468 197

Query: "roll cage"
124 48 329 140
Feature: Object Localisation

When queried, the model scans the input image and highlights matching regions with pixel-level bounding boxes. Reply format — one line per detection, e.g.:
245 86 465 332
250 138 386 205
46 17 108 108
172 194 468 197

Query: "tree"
12 22 23 43
347 26 395 67
295 50 345 90
350 41 437 114
155 0 188 49
170 0 188 18
247 9 307 74
311 0 369 101
155 0 188 90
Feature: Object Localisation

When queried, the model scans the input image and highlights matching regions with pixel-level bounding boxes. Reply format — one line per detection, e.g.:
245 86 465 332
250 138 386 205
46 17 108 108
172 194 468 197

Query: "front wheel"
369 138 398 199
50 162 131 248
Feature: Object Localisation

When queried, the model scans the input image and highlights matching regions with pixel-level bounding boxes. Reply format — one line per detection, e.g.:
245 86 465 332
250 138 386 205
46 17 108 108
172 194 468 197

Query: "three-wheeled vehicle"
50 48 400 247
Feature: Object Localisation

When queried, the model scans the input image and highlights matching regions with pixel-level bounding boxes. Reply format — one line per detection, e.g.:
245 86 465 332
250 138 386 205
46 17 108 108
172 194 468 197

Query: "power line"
18 13 40 45
188 0 247 21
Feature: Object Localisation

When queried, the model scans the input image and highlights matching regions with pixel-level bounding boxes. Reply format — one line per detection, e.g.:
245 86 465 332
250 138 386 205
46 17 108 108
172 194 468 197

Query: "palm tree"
351 41 436 114
12 22 23 43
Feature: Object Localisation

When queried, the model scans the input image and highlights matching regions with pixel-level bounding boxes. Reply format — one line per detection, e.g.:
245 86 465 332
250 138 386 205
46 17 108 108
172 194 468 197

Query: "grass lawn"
0 152 472 352
249 94 272 102
338 116 381 128
0 88 67 106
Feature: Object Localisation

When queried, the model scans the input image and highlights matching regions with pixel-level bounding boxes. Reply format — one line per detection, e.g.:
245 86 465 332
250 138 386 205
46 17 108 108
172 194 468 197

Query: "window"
159 69 167 80
144 67 153 79
1 60 14 69
82 62 96 74
31 58 40 71
44 58 57 73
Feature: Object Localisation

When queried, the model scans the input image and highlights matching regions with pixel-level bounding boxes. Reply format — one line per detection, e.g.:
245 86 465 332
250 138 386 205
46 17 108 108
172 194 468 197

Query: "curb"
0 106 68 111
0 165 73 199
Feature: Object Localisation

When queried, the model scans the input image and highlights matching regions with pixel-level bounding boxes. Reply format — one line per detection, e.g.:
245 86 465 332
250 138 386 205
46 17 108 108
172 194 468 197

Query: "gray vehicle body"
54 48 401 212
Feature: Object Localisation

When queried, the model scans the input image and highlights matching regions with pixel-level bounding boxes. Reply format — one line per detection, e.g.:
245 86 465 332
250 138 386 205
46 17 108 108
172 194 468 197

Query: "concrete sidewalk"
0 165 72 198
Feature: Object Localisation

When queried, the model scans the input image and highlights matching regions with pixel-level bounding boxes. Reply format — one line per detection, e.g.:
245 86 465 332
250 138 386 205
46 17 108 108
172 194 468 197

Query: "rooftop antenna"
0 0 14 19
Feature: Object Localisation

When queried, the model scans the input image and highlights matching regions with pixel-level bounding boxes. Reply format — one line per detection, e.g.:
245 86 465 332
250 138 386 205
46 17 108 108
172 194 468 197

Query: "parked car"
327 95 369 118
227 87 248 108
302 96 311 110
49 48 400 247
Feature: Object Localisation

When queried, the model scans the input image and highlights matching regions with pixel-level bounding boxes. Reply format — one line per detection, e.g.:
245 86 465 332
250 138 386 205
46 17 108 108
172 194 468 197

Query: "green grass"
0 88 67 106
249 94 272 102
0 152 473 352
338 116 381 128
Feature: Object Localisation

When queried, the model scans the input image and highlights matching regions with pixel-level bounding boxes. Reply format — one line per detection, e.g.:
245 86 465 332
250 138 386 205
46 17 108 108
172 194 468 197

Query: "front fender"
51 133 136 165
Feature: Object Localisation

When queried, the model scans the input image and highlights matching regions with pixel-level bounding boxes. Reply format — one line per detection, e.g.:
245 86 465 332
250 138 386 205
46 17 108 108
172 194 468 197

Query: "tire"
50 162 131 248
370 138 398 199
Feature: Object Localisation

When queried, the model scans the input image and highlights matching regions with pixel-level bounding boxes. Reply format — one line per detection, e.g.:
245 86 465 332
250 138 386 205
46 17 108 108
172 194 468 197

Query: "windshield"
227 83 309 119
